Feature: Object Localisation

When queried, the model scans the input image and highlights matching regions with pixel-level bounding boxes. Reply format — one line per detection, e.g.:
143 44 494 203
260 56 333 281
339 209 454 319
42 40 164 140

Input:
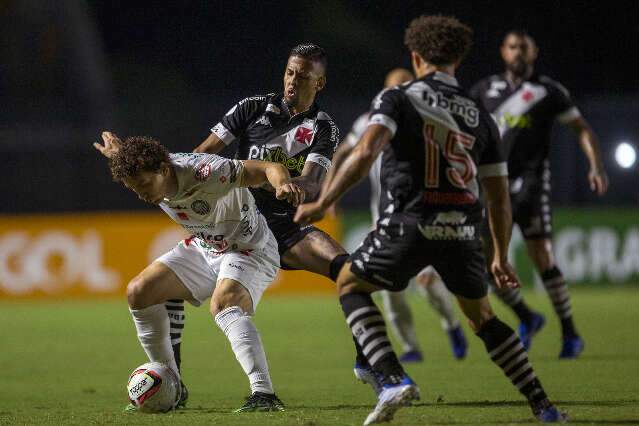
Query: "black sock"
490 275 534 323
541 266 577 337
477 317 547 404
352 336 369 367
166 299 185 372
329 254 350 282
340 292 404 384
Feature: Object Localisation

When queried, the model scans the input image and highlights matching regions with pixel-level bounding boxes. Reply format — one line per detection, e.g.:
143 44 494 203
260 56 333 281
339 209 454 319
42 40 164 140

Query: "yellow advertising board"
0 212 340 299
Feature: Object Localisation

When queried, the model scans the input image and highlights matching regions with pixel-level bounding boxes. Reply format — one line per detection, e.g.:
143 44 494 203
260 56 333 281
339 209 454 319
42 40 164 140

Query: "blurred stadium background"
1 1 638 424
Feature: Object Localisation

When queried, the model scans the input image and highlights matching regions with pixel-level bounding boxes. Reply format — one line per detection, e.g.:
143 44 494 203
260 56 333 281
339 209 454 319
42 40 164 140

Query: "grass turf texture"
1 289 638 425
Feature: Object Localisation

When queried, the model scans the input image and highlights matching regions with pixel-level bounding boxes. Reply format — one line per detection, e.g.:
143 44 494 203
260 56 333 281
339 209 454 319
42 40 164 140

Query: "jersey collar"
423 71 459 87
274 93 320 123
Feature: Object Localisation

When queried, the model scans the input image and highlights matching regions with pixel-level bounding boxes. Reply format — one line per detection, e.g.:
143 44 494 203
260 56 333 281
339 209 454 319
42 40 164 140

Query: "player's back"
370 71 504 226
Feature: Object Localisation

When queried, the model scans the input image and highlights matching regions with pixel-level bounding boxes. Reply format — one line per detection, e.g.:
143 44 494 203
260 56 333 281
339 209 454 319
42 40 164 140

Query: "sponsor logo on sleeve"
194 164 212 181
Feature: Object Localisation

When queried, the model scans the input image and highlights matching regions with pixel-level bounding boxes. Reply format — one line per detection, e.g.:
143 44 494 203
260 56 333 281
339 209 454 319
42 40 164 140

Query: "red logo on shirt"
177 212 189 220
194 164 212 181
522 90 534 102
219 175 227 183
294 127 314 145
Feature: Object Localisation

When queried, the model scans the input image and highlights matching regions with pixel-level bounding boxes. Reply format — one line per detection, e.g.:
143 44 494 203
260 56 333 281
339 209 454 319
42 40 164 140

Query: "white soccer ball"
127 362 181 413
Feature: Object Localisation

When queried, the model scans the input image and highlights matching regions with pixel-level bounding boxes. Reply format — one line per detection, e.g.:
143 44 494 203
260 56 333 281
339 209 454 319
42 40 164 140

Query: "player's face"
501 34 537 76
283 55 325 109
121 168 170 205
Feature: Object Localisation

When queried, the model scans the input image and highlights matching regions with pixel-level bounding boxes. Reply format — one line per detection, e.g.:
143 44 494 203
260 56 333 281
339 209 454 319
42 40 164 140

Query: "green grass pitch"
1 288 638 425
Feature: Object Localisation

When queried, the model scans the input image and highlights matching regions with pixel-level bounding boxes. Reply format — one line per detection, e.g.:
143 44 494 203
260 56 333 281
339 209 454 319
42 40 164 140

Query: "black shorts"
350 213 488 299
261 211 319 269
510 176 552 240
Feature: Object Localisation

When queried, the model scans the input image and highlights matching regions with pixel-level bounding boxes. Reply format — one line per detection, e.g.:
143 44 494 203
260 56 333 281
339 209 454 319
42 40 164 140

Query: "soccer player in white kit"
332 69 467 363
94 131 303 412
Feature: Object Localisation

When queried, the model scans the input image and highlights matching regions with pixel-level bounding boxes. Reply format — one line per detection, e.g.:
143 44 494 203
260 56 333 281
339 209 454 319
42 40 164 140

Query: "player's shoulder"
470 74 503 91
537 75 571 96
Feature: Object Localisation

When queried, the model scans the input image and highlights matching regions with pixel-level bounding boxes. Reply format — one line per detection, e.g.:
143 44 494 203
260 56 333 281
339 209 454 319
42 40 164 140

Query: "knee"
127 276 150 310
415 268 435 287
210 288 245 318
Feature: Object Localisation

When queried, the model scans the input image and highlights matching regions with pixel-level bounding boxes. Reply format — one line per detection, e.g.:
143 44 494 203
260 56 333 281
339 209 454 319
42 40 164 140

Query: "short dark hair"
404 15 473 66
503 29 535 44
109 136 170 181
289 43 327 69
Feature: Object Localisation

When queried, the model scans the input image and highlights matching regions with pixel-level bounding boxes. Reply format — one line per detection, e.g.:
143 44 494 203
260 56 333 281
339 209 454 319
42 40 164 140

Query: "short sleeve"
344 113 369 148
552 82 581 124
305 115 340 170
211 97 262 145
477 113 508 178
368 88 404 137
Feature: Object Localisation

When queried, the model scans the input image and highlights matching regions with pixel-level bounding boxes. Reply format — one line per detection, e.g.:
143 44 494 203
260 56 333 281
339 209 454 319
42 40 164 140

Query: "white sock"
130 304 180 376
420 272 459 331
381 290 421 353
215 306 274 394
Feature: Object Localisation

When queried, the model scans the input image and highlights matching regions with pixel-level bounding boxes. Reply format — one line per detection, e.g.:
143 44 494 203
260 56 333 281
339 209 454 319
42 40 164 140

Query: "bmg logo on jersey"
425 91 479 127
248 146 305 174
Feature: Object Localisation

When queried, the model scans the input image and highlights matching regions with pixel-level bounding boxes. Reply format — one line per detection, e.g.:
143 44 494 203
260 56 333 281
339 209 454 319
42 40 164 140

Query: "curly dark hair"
404 15 473 66
109 136 170 181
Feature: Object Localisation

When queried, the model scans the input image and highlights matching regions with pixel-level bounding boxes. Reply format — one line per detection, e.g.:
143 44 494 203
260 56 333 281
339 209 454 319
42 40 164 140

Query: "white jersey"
159 153 270 253
345 113 383 223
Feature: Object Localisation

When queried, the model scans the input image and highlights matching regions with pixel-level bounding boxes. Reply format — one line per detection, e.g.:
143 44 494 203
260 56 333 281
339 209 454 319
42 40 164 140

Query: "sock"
130 304 180 376
541 266 577 337
381 290 421 353
352 335 369 366
340 292 405 385
491 274 534 324
329 254 349 282
477 317 547 404
165 299 185 372
421 273 460 331
215 306 274 395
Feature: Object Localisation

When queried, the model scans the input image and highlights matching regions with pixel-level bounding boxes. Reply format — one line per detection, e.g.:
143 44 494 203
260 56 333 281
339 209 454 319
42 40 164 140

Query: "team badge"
294 127 314 145
191 200 211 215
194 164 212 181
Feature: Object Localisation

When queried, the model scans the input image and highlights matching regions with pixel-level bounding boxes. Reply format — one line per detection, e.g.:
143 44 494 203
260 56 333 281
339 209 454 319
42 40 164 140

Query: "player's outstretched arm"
241 160 304 206
290 162 326 203
480 175 521 289
566 116 609 195
294 124 390 225
93 131 122 158
193 133 226 155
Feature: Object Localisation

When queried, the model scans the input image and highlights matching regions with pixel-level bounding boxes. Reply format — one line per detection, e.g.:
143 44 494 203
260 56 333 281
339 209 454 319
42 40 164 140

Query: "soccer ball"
126 362 181 413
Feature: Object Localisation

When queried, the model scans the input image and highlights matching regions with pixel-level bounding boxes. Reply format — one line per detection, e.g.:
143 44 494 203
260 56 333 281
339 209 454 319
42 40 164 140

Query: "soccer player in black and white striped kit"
470 30 609 358
297 16 565 425
334 68 467 363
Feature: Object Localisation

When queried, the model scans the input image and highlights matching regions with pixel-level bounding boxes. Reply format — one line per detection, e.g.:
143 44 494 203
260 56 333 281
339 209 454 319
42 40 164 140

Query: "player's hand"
491 258 521 289
588 167 609 196
294 201 326 225
93 131 122 159
275 182 305 207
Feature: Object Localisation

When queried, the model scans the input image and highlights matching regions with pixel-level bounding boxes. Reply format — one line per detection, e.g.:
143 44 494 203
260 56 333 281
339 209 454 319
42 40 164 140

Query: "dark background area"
2 0 638 213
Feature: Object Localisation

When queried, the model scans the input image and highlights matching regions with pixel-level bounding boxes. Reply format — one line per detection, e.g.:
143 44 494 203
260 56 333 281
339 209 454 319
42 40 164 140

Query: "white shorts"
155 232 279 311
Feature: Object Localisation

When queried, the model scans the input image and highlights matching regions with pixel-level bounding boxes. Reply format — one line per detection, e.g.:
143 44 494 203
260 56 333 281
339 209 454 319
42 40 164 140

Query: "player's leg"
279 228 349 280
434 248 564 422
166 299 185 372
127 261 193 377
380 290 423 362
415 267 467 359
337 265 420 425
484 215 545 350
212 240 284 412
525 237 582 358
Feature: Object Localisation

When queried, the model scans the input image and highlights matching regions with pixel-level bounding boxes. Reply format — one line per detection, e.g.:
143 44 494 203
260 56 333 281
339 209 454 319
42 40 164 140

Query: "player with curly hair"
297 16 565 424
